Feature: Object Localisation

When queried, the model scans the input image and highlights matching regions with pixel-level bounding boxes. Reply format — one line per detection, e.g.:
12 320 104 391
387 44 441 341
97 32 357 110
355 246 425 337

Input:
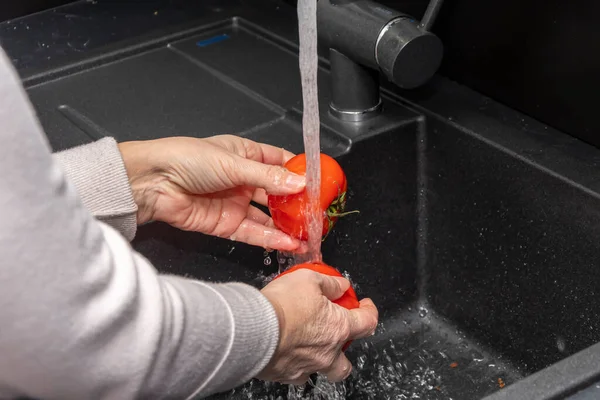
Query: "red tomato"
272 262 360 351
268 153 356 241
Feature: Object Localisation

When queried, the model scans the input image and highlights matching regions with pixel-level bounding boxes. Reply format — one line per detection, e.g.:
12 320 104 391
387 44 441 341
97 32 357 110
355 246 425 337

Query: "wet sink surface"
133 117 600 399
133 124 529 400
212 313 522 399
18 5 600 400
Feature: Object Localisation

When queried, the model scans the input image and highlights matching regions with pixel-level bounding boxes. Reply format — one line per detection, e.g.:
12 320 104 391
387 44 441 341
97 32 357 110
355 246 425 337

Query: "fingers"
205 136 303 194
246 205 271 226
235 206 308 252
347 298 379 340
252 188 268 206
235 156 306 195
316 274 351 302
241 138 297 166
230 218 303 251
209 135 296 166
320 352 352 382
254 142 297 166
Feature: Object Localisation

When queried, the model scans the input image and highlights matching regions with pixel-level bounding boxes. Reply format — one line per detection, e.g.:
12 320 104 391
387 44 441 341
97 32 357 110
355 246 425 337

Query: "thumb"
317 275 351 302
235 157 306 195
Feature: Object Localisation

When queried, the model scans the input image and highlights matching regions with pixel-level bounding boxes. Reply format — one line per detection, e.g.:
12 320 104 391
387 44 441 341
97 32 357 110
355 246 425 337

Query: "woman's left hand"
118 135 306 251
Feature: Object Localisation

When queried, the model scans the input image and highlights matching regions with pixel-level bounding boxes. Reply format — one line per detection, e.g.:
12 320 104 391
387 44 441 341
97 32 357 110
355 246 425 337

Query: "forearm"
1 221 279 399
0 47 279 399
53 137 138 241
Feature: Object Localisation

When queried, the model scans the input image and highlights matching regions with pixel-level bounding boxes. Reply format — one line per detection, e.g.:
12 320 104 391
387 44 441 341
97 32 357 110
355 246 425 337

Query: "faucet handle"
375 17 443 89
420 0 445 32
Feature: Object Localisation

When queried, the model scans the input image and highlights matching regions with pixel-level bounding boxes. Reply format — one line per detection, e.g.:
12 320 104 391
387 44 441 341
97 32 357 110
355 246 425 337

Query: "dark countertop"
0 0 300 80
4 0 600 196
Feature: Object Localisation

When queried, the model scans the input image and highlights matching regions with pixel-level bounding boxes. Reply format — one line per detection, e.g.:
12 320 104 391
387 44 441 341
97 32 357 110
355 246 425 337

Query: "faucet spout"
329 49 382 121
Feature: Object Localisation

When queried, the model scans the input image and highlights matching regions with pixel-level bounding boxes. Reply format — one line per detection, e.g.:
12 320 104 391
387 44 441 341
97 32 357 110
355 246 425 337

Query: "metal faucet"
317 0 445 121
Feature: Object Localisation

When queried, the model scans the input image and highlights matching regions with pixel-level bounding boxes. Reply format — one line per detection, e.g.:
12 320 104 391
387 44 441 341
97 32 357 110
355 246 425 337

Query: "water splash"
250 269 278 287
341 270 361 293
213 310 522 400
217 335 447 400
276 251 297 272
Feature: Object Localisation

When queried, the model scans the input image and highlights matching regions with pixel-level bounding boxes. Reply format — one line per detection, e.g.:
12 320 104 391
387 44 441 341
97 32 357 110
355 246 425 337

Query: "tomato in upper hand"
273 262 360 351
267 153 356 241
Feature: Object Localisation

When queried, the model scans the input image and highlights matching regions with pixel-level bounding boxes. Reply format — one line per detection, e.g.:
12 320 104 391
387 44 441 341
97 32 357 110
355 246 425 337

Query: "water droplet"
264 257 272 266
418 308 428 318
557 336 566 352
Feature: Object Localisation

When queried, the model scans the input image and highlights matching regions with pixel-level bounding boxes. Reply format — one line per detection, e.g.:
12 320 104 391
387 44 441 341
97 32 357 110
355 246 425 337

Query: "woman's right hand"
258 269 379 385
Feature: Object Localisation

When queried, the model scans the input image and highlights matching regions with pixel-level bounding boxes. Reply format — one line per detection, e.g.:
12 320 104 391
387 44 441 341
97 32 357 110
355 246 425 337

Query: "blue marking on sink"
196 34 229 47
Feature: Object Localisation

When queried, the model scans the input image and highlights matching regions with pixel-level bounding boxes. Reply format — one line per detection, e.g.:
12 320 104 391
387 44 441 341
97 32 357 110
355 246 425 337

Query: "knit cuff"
53 137 138 241
185 281 280 398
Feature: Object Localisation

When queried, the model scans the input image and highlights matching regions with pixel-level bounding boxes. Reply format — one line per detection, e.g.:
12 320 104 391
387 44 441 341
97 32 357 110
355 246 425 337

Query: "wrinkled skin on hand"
119 135 380 385
258 268 379 385
118 135 307 251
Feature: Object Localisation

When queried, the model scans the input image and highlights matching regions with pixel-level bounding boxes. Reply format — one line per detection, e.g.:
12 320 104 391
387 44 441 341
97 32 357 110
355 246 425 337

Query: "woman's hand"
118 135 306 251
258 269 379 384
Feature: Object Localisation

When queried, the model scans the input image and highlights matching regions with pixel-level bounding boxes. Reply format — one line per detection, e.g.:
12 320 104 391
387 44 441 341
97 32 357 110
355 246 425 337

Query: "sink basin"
131 108 600 400
131 100 600 400
16 2 600 398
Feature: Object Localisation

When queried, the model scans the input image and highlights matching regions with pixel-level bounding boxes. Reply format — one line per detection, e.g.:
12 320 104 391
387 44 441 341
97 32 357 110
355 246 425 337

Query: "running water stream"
295 0 322 265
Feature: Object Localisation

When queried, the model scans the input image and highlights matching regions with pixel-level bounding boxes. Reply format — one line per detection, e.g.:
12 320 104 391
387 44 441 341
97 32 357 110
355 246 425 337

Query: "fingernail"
285 174 306 190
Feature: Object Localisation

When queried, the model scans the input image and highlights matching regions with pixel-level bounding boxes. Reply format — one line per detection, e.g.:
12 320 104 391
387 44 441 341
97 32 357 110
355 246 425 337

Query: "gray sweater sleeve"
53 137 138 242
0 48 279 399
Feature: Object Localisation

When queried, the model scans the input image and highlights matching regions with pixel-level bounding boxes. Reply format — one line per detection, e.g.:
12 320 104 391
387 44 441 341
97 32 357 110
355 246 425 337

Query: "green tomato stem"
326 210 360 218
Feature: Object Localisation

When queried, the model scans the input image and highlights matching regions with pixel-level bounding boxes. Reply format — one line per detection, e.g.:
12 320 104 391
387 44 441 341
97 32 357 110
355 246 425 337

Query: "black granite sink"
131 107 600 400
10 1 600 398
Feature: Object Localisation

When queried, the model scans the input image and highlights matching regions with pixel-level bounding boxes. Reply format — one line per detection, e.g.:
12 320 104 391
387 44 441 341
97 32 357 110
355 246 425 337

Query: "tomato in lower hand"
272 262 360 351
267 153 356 241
